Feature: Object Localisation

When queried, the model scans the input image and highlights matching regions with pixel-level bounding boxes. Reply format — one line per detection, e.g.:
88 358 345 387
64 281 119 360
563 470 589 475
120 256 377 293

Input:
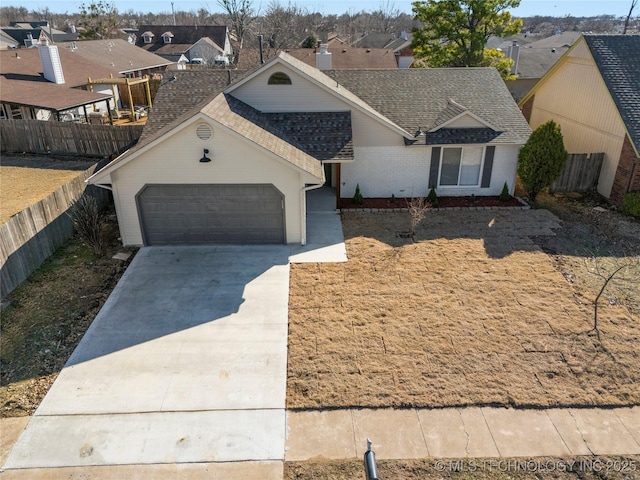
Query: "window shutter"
429 147 441 188
481 146 495 188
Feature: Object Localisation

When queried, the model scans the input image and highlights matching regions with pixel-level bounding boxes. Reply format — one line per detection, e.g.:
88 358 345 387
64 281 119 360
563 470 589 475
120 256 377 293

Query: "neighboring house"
186 37 230 65
1 21 78 48
0 29 20 49
236 44 398 70
352 32 414 68
58 39 173 78
504 31 582 101
136 25 232 64
0 43 120 122
87 52 530 247
519 34 640 207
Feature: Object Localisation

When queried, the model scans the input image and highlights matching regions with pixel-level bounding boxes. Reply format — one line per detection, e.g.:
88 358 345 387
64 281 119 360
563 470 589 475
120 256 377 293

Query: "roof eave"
518 35 585 107
225 53 413 140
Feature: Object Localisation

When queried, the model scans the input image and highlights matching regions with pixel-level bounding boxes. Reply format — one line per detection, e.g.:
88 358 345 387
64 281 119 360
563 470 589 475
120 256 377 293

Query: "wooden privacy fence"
0 120 142 158
550 152 605 193
0 161 110 298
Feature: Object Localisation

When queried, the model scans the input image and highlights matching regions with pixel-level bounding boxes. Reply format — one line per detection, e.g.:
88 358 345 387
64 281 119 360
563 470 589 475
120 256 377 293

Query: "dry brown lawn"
287 208 640 410
0 156 96 224
284 457 640 480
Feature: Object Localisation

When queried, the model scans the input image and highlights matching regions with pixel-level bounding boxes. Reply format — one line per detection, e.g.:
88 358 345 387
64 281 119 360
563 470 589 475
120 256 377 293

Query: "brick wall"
609 134 640 207
520 95 534 123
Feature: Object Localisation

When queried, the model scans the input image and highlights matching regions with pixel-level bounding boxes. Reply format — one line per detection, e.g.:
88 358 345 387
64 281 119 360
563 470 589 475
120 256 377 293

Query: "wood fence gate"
550 153 605 193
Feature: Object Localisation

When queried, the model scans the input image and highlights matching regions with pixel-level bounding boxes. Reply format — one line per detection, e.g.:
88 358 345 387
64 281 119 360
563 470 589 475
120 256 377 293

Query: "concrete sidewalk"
286 406 640 461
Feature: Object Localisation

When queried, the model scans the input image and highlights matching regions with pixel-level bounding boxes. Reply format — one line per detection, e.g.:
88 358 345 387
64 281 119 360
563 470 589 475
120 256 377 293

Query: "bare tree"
217 0 254 49
584 254 640 341
371 0 400 34
78 1 119 39
624 0 638 34
406 197 431 238
262 1 311 51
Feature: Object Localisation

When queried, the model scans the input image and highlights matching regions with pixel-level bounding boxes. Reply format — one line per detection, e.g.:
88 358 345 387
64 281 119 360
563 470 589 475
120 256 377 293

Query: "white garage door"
137 184 285 245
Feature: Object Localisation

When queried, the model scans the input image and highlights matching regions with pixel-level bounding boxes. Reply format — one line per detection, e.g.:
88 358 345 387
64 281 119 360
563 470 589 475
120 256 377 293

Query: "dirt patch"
0 154 98 224
284 457 640 479
0 212 135 417
287 205 640 410
340 195 524 209
533 192 640 318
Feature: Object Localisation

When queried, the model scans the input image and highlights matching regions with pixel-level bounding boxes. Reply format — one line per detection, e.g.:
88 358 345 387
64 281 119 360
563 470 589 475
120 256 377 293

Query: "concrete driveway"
4 246 292 471
3 188 347 477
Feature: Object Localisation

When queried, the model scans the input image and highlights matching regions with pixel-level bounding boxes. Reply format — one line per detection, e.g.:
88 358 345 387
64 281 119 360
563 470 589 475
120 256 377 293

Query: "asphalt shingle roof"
0 47 118 111
140 70 249 142
325 68 531 144
237 47 398 71
136 25 228 55
261 111 353 161
424 128 503 145
584 34 640 151
201 94 325 178
431 99 468 129
138 71 351 169
58 39 172 74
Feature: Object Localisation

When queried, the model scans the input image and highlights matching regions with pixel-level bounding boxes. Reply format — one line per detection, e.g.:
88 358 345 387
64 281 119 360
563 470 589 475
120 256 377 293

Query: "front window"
143 35 153 44
439 146 484 187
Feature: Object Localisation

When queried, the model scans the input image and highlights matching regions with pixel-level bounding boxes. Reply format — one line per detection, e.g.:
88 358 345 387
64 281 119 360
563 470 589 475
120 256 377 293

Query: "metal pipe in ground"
364 438 379 480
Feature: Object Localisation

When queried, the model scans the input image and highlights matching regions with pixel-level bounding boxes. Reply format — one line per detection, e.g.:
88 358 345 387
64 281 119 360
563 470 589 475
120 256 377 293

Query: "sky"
5 0 636 18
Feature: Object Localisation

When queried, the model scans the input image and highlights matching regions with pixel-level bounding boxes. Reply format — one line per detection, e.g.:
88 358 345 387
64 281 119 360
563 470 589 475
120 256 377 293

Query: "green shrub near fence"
622 192 640 218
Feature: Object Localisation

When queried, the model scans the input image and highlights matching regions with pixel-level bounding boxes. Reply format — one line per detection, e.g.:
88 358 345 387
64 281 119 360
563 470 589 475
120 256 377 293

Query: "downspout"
89 183 113 191
299 182 324 246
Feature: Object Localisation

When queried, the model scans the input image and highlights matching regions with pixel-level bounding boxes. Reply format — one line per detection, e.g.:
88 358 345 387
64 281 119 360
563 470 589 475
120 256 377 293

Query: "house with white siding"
88 52 531 246
519 35 640 207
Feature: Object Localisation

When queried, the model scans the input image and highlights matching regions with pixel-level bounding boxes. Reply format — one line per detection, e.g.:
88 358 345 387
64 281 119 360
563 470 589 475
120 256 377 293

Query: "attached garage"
137 184 285 245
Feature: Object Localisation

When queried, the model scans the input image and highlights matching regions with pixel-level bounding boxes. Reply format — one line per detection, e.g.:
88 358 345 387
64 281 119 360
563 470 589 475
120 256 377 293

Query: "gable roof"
512 31 581 79
237 47 398 70
0 47 118 111
583 34 640 152
140 70 250 142
353 33 411 51
0 30 19 49
89 92 325 184
2 23 78 45
95 67 348 182
207 95 351 164
430 99 470 129
285 47 398 70
136 25 228 54
514 46 570 79
58 39 173 74
1 27 42 46
520 34 640 154
325 68 531 144
188 36 225 53
228 52 409 138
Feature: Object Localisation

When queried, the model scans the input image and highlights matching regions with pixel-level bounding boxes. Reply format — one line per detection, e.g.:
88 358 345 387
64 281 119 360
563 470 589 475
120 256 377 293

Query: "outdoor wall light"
199 148 211 163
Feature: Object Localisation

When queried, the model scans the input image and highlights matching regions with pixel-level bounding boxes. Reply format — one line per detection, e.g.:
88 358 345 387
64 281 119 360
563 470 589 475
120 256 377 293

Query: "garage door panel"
137 184 285 245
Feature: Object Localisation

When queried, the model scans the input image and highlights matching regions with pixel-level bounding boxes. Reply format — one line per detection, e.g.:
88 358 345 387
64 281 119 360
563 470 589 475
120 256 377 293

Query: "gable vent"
196 123 213 140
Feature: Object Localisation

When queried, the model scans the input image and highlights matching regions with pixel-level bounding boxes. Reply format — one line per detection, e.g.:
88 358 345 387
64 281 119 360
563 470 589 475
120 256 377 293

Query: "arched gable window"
267 72 292 85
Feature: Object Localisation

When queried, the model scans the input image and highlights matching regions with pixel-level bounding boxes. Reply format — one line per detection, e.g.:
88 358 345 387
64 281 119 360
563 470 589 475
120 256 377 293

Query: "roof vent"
37 42 65 84
196 123 213 140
